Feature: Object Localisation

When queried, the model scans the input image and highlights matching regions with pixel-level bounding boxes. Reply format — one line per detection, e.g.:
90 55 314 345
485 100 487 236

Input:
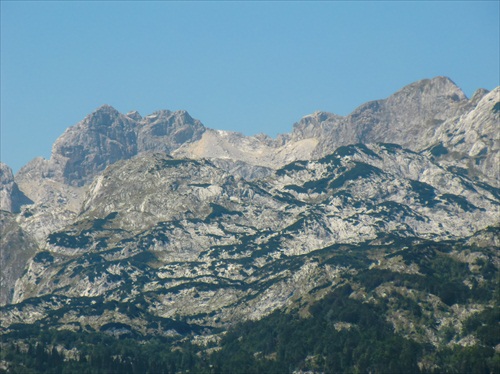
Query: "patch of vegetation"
329 162 384 190
334 143 382 160
462 307 500 347
205 203 243 221
378 143 404 154
33 252 54 264
47 232 90 249
283 184 307 193
409 180 438 207
276 160 308 176
440 193 480 211
429 142 449 157
2 238 498 373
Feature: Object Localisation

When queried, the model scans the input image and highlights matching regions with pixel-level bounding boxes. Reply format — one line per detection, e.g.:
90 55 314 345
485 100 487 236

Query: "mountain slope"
424 87 500 185
0 211 38 306
4 146 498 337
1 77 498 372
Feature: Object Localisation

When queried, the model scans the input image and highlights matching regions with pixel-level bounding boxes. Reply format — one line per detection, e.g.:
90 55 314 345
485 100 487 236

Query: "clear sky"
1 1 499 173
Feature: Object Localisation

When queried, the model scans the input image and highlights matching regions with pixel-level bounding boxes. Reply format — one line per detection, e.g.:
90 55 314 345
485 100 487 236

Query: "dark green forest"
1 284 498 373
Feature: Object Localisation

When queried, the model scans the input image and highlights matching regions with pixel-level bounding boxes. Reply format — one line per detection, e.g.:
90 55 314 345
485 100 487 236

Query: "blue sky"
1 1 499 173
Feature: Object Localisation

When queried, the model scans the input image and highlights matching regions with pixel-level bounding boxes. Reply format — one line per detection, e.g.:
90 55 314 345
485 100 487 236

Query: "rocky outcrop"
14 77 499 196
289 77 475 156
49 105 138 187
8 146 499 328
174 77 499 184
0 211 38 305
16 107 207 191
424 87 500 186
0 163 32 213
137 110 206 154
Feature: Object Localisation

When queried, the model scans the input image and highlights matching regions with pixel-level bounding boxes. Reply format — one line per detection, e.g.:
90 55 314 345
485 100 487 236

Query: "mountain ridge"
1 76 499 372
11 77 496 189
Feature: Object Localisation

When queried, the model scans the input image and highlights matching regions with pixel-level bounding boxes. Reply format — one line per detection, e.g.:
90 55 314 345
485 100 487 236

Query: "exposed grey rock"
424 87 500 186
14 158 86 243
0 211 38 305
126 110 142 121
51 105 138 186
8 147 499 330
16 107 206 188
288 77 471 158
0 162 32 213
174 77 499 181
210 158 274 181
137 110 206 154
15 105 138 189
14 77 498 193
2 77 498 352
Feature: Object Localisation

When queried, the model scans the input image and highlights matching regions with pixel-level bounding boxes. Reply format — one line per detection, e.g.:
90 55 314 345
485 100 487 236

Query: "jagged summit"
470 88 490 104
398 76 467 99
137 109 206 154
11 76 500 203
86 104 123 124
15 105 205 188
0 162 32 213
126 110 142 121
95 103 119 111
1 77 499 371
296 76 465 123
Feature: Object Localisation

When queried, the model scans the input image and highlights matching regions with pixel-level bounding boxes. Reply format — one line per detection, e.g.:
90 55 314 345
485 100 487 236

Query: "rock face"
0 211 38 305
290 76 469 152
0 163 32 213
425 87 500 185
14 77 499 198
137 110 206 154
174 77 500 186
6 146 499 333
30 105 138 187
1 77 498 360
282 77 499 188
16 107 206 190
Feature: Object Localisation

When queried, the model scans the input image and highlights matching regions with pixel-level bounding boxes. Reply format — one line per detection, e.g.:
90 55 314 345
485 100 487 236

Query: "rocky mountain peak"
137 109 206 154
140 109 195 126
14 105 210 207
126 110 142 121
1 78 499 371
302 111 337 123
399 76 466 100
470 88 490 106
46 106 138 186
11 77 499 198
1 162 14 186
298 76 474 160
0 162 32 213
363 76 467 120
84 104 124 128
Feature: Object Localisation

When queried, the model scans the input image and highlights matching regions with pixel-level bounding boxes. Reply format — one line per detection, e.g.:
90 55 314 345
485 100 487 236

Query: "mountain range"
0 76 498 372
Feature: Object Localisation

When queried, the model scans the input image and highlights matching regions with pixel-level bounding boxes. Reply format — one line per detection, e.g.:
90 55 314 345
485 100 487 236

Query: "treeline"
207 285 499 373
0 333 201 374
1 285 498 373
